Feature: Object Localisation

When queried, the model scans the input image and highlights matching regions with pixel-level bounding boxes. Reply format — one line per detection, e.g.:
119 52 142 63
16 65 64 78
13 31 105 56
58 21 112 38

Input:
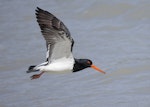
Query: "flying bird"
27 7 105 80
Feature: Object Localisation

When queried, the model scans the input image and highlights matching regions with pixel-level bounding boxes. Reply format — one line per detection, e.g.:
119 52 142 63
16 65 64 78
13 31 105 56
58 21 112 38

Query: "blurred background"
0 0 150 107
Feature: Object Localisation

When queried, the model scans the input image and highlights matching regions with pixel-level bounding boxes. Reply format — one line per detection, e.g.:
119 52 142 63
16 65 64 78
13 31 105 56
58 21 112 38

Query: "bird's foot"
30 71 45 80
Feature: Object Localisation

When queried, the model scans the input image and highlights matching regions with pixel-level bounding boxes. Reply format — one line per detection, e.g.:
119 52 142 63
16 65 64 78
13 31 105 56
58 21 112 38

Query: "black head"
73 59 105 74
73 59 92 72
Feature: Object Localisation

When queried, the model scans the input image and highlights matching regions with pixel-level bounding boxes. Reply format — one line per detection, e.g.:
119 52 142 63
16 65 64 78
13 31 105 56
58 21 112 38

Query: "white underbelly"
40 57 74 73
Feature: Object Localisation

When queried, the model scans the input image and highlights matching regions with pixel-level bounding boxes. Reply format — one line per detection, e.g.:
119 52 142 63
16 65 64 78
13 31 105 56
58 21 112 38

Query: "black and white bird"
27 7 105 80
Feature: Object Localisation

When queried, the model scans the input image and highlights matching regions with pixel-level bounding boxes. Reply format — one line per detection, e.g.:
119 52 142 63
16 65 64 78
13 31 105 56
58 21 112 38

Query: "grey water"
0 0 150 107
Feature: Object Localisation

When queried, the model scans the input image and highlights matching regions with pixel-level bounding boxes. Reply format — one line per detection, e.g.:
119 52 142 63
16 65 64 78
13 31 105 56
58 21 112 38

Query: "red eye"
87 60 91 65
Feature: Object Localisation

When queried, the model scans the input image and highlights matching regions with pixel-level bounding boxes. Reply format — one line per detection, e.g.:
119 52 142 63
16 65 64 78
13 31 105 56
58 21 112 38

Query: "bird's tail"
26 65 39 73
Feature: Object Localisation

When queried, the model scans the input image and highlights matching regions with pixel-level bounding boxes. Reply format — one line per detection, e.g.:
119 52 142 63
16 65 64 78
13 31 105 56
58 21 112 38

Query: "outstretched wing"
36 7 74 63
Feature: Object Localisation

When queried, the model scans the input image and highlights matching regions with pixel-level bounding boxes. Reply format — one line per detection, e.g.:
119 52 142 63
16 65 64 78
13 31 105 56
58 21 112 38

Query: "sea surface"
0 0 150 107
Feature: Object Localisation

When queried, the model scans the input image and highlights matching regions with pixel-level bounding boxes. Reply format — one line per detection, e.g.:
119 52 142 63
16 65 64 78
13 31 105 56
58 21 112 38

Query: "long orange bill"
91 64 106 74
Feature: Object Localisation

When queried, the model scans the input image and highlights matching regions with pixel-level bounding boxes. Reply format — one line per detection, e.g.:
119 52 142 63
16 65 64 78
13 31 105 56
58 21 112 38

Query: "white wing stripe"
46 44 50 60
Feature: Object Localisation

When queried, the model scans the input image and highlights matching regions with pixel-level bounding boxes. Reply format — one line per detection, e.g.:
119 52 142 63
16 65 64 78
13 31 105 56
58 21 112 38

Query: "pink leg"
30 71 45 80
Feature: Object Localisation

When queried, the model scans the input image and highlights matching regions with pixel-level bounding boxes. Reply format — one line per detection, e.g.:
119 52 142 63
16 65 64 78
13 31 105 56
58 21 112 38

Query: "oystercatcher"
27 7 105 80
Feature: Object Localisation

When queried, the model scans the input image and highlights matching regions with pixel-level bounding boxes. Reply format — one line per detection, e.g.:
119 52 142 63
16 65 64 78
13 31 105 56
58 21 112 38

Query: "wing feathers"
35 7 74 62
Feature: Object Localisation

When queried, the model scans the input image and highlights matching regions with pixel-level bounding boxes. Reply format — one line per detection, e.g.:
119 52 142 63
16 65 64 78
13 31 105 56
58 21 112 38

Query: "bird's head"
73 59 105 74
